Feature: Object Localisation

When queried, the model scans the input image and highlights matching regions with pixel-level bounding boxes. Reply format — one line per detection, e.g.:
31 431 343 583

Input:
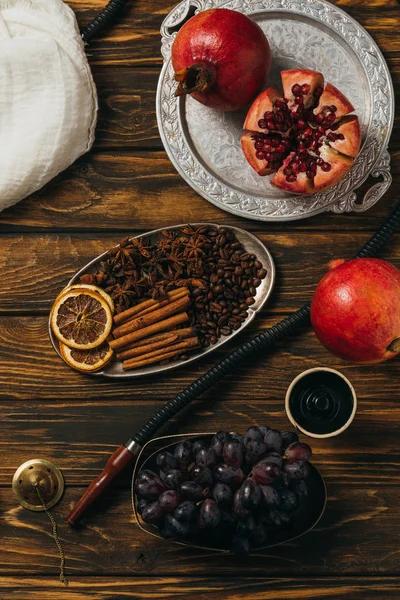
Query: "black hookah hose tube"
66 202 400 525
81 0 129 45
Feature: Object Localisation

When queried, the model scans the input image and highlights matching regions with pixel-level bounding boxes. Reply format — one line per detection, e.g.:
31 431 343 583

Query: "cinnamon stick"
122 336 199 371
113 294 190 339
117 333 179 361
116 327 195 360
132 287 189 320
109 312 190 351
113 287 188 325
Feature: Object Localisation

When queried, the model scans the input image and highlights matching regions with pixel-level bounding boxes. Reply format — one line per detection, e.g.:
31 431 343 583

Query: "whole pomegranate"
241 69 361 194
171 8 271 111
311 258 400 364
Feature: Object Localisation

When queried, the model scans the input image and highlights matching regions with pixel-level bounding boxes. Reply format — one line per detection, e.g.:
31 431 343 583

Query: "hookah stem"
81 0 129 45
66 202 400 525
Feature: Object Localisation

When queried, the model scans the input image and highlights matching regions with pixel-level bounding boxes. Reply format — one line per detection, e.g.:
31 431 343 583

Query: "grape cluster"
134 426 312 554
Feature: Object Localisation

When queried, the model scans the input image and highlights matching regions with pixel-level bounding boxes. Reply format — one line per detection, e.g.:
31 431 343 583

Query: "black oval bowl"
132 433 327 553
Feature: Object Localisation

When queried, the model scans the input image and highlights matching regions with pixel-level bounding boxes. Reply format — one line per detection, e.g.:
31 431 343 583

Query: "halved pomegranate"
241 69 361 194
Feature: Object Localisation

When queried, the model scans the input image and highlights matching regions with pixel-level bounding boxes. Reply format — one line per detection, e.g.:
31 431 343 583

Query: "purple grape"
278 510 291 526
135 470 166 500
290 479 308 499
159 514 175 538
174 440 193 469
223 439 244 467
232 489 250 518
179 481 205 500
193 439 208 454
158 490 182 513
231 433 245 446
214 464 244 488
141 501 164 524
137 499 148 515
244 426 262 447
281 431 299 450
283 460 311 480
279 487 298 512
162 514 190 538
239 478 261 510
159 469 185 490
174 500 196 522
191 466 213 488
195 447 217 468
262 509 282 531
258 426 270 436
212 482 233 507
264 429 283 453
210 431 231 458
252 522 267 545
231 535 250 555
284 442 312 463
263 452 283 469
236 514 256 538
260 484 280 508
251 461 280 485
245 439 267 465
156 451 178 472
200 499 221 528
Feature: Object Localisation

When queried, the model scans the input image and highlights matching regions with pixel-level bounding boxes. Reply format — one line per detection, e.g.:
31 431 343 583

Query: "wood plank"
0 151 399 232
63 0 400 67
0 231 398 313
0 576 399 599
0 394 399 485
1 314 400 403
1 483 400 575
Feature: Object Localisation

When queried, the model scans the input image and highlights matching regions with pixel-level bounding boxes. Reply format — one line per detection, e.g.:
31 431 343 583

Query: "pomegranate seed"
314 131 322 139
276 100 288 110
327 132 336 141
301 84 310 95
258 119 267 128
314 86 323 97
255 140 264 149
304 136 313 147
291 84 301 95
306 170 314 179
276 144 285 152
310 141 318 150
303 127 313 137
265 152 273 160
299 161 307 171
291 111 300 121
329 105 337 112
315 113 325 124
321 162 332 172
317 125 326 134
255 151 266 160
264 111 273 119
263 144 271 152
325 113 336 123
267 121 275 130
297 120 306 130
291 162 300 174
337 133 345 140
271 138 279 148
281 122 290 132
295 96 303 105
286 174 297 182
283 166 292 176
317 158 324 165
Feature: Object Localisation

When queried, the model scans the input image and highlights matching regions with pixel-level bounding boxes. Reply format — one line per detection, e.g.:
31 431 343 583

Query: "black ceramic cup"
285 367 357 439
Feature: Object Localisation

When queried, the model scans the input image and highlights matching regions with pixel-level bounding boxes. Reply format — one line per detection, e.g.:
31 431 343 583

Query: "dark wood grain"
0 151 399 232
0 483 400 576
2 577 400 599
1 0 400 595
0 231 398 313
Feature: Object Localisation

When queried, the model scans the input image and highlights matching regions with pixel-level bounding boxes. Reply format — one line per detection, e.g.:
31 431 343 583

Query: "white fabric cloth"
0 0 98 211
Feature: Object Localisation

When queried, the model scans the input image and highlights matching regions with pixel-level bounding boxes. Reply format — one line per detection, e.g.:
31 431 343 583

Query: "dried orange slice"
55 284 115 313
50 289 113 349
59 341 114 372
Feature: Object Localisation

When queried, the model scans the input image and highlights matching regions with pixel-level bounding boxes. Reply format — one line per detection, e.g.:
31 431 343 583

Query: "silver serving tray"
48 223 275 378
157 0 394 221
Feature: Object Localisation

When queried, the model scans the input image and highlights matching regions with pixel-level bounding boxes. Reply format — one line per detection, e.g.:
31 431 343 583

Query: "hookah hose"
81 0 129 44
66 202 400 525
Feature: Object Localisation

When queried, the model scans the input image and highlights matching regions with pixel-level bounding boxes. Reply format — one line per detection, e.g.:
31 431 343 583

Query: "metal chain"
34 485 68 586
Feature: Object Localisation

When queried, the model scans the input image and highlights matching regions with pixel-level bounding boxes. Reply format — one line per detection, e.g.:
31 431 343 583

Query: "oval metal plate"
157 0 394 221
132 433 327 552
48 223 275 378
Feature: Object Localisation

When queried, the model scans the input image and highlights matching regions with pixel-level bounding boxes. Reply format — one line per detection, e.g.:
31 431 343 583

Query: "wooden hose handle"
66 443 137 526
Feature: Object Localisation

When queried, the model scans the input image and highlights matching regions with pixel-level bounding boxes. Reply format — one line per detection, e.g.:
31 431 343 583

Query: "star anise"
164 246 185 273
106 282 138 312
129 237 152 259
183 236 206 260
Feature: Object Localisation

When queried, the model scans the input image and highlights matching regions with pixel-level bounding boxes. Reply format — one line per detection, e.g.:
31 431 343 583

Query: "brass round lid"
12 459 64 511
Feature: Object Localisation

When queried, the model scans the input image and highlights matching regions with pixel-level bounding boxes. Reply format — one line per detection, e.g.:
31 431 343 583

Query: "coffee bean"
253 278 262 287
254 260 263 269
249 286 256 296
245 297 256 306
220 327 231 336
257 268 267 278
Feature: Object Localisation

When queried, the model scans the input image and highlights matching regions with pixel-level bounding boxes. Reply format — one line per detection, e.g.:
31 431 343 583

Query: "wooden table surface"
1 0 400 598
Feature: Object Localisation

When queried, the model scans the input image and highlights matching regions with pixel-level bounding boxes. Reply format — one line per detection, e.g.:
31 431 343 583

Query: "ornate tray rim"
157 0 394 221
48 223 276 378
